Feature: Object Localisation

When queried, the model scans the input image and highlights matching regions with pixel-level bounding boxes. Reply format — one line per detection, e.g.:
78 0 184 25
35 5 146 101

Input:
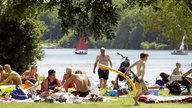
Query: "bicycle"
115 52 135 91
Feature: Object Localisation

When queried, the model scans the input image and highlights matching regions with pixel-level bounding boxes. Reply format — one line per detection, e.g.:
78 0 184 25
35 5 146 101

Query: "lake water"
37 48 192 86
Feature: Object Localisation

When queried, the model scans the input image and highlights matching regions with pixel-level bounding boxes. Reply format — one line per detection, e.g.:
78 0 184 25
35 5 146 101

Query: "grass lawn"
0 89 191 108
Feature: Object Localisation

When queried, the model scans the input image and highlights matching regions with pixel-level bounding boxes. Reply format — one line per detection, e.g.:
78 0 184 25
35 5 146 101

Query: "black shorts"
72 91 89 97
98 69 109 80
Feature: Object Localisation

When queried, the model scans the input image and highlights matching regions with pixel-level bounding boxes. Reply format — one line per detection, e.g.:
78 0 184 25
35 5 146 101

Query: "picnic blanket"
139 94 192 103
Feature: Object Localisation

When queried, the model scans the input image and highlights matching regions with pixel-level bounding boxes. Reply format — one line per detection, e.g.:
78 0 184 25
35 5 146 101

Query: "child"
125 52 149 106
172 62 182 75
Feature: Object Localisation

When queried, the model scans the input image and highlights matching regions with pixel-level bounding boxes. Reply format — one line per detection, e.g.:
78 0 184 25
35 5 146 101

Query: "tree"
142 0 192 48
125 0 192 14
39 8 63 40
0 1 47 74
0 15 45 74
0 1 119 74
1 0 192 74
1 0 119 40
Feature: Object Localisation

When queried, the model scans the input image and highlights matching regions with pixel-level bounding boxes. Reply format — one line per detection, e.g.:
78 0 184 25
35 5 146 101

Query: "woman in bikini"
21 65 39 87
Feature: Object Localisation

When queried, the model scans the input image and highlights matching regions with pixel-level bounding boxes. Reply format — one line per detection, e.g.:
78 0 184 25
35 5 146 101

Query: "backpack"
10 85 28 100
168 81 181 95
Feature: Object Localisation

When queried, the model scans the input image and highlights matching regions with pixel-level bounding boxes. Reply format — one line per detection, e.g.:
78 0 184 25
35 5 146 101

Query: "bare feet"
134 103 140 106
133 96 140 106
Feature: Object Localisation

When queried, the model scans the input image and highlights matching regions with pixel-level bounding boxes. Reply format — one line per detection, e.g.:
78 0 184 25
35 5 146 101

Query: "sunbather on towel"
61 67 76 88
21 65 39 87
65 70 91 97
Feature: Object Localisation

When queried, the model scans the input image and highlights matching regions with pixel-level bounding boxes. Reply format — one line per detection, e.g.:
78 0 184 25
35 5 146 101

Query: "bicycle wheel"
115 70 135 90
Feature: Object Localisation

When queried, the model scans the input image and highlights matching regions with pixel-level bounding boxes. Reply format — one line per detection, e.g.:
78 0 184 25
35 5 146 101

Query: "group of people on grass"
160 62 192 95
0 47 191 106
0 64 99 98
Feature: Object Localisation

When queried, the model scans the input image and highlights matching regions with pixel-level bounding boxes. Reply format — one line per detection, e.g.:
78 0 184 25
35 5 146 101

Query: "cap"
100 47 105 50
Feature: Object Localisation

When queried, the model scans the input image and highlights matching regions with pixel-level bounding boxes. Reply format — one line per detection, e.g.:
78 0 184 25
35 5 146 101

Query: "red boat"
75 33 88 54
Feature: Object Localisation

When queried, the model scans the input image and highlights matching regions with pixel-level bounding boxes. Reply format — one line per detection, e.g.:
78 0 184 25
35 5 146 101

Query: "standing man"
93 47 112 88
125 52 149 106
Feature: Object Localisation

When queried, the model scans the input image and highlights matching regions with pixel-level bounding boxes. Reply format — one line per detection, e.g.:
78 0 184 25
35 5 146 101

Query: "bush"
0 15 45 74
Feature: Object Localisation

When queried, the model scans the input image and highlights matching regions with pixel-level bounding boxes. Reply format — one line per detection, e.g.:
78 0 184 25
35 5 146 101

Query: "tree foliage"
1 0 119 40
0 0 192 75
140 41 168 49
125 0 192 13
0 15 45 74
39 9 62 40
142 0 192 48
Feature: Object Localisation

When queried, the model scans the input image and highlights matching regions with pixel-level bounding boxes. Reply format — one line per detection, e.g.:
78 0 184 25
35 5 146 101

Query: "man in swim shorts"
93 47 112 88
125 52 149 106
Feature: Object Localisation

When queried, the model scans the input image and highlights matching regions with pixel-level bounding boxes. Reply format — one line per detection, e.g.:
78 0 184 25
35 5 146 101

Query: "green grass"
0 89 191 108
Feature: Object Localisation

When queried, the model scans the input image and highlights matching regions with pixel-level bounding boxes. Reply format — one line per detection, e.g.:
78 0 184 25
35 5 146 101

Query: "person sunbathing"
65 70 91 97
41 69 62 97
160 71 191 95
21 65 39 87
61 67 76 88
0 64 22 85
0 65 8 82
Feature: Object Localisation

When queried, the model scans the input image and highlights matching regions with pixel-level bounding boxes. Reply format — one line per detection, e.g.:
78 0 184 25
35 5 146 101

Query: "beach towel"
139 94 192 103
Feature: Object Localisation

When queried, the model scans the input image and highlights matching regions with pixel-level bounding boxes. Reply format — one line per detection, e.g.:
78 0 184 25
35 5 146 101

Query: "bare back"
0 71 22 85
67 74 90 92
10 72 22 85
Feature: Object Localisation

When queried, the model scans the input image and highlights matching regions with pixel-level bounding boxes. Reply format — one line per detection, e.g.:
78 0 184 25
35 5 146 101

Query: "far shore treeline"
0 0 192 74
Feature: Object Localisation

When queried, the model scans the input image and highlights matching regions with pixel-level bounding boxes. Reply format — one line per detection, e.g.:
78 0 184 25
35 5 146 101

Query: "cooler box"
146 89 159 96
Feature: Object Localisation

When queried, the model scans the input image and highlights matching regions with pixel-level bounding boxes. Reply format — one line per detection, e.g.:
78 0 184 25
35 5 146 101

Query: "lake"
37 48 192 86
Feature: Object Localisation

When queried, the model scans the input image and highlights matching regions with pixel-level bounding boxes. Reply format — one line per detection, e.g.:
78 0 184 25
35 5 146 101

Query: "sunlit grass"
0 89 191 108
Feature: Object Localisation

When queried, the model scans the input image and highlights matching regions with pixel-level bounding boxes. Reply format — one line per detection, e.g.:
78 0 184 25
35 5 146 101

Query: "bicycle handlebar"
117 52 128 59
